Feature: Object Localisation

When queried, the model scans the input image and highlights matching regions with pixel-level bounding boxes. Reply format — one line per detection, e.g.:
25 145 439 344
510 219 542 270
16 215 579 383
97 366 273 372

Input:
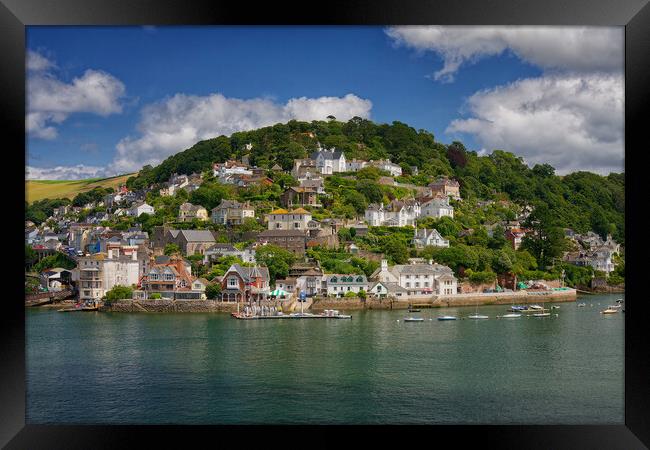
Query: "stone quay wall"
310 289 577 311
101 299 240 313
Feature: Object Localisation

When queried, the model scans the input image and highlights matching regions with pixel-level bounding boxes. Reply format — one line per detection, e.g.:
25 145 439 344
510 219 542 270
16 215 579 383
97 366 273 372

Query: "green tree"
521 204 567 269
33 253 76 273
382 239 409 264
254 244 296 283
205 283 222 299
105 285 133 301
164 243 181 256
25 245 38 269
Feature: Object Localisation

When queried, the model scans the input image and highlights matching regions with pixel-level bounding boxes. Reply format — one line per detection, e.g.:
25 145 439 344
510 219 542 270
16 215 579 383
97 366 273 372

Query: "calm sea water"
26 294 624 424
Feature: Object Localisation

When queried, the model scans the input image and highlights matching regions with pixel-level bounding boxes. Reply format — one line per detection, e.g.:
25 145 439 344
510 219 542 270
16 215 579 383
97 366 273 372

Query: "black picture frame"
3 0 649 447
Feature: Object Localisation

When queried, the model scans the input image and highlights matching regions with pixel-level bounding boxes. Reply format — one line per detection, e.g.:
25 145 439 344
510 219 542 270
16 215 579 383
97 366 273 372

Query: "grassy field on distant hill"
26 174 134 203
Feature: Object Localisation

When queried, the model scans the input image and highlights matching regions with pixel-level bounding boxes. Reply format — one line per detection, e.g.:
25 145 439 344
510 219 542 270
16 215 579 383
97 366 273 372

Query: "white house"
370 259 457 297
203 243 256 264
420 196 454 219
212 160 253 182
72 250 140 301
324 274 369 297
365 200 420 227
367 280 408 299
311 148 346 175
128 202 155 217
412 228 449 248
265 208 312 230
371 159 402 177
346 159 368 172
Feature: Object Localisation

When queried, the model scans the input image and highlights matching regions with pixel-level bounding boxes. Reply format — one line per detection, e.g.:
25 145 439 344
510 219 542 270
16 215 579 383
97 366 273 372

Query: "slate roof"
310 150 344 160
177 230 216 242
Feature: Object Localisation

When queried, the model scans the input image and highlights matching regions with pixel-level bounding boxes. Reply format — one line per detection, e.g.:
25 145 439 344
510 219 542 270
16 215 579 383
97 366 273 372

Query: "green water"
26 294 624 424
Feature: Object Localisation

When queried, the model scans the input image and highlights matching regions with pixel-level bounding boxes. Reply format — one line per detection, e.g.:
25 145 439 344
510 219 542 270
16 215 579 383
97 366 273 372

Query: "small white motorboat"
577 303 586 307
403 317 425 322
467 314 489 319
551 305 560 310
601 307 619 314
533 312 551 317
437 316 457 321
499 313 522 318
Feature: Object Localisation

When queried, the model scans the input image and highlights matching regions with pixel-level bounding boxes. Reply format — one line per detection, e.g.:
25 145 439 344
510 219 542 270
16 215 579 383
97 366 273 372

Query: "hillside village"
25 119 625 306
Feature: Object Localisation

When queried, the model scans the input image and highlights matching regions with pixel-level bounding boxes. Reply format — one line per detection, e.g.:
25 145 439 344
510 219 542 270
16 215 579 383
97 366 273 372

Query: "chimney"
381 259 388 271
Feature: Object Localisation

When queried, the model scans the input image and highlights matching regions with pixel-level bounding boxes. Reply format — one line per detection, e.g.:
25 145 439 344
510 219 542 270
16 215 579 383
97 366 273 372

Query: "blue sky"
26 26 623 179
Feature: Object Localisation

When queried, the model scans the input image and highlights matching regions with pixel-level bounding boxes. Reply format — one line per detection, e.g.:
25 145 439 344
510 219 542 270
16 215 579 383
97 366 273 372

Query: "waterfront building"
367 280 408 298
219 264 270 302
72 249 140 301
324 274 369 297
370 259 458 296
140 256 205 300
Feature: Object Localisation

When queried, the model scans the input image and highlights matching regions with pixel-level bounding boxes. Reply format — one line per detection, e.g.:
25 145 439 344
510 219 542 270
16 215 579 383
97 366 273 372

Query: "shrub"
105 285 133 301
149 293 162 299
468 271 497 284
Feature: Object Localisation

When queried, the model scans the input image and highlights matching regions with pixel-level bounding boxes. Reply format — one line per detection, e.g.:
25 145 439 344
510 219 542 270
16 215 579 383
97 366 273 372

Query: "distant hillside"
26 173 134 203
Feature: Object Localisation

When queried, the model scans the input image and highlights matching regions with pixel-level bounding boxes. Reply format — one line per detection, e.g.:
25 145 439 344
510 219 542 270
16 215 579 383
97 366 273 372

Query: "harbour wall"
101 299 240 313
98 289 577 313
310 289 577 311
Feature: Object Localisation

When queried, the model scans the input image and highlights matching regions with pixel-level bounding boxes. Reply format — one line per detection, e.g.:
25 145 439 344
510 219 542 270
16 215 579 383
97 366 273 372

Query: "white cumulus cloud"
26 164 113 180
110 93 372 173
26 50 126 140
385 26 623 82
446 74 624 174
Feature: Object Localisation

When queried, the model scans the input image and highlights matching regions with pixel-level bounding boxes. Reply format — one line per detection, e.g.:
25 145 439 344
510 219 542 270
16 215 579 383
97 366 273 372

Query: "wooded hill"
125 117 624 245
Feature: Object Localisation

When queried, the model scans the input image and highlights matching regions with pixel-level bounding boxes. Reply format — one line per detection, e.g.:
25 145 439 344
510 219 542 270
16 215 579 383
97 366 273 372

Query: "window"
405 282 410 288
415 282 419 288
228 277 238 288
424 282 429 287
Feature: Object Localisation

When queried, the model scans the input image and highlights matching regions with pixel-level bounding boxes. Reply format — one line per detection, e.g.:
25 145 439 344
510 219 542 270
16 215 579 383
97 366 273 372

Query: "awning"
269 289 287 297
